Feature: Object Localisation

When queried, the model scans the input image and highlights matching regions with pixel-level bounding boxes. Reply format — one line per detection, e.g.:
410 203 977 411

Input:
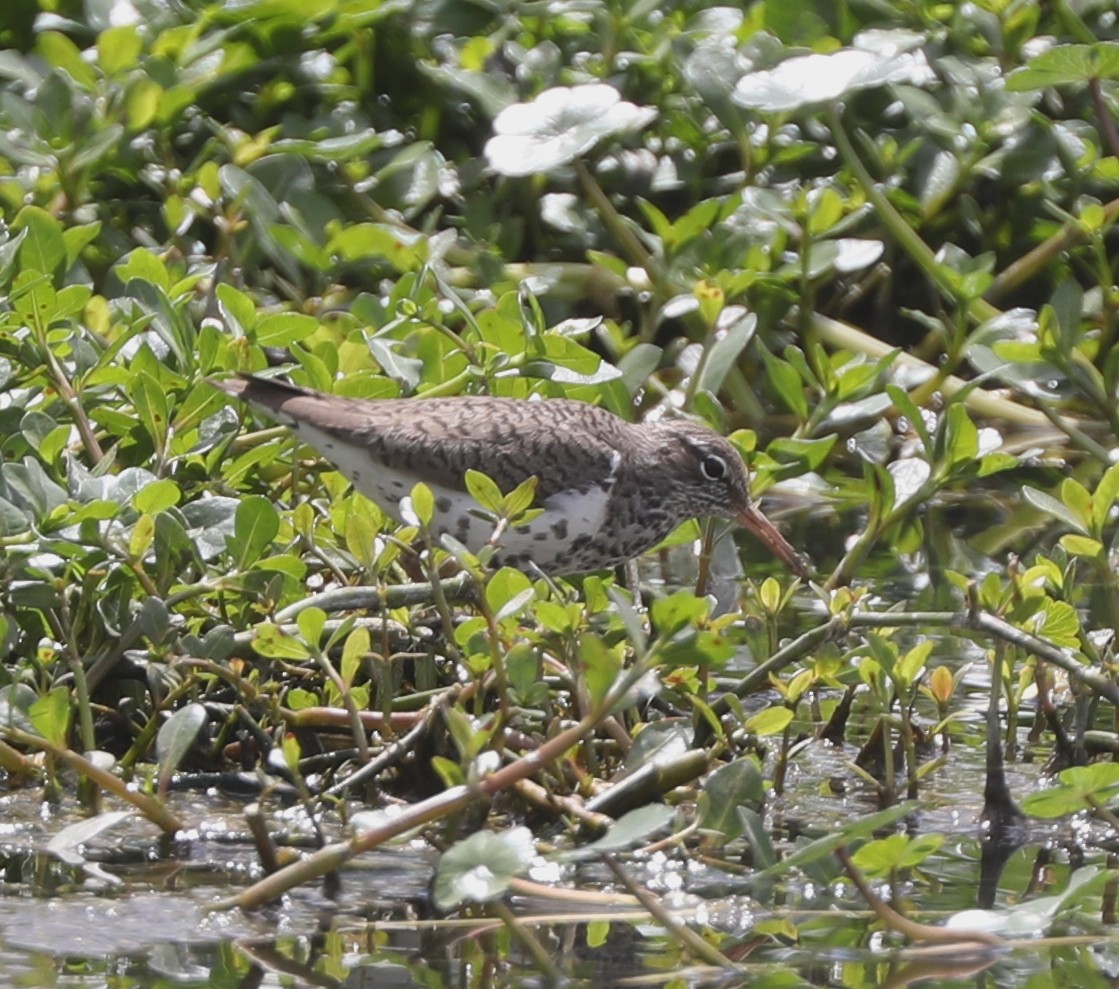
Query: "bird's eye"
701 454 727 480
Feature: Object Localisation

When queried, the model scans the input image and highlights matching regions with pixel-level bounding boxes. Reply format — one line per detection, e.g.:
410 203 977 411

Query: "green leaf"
1033 599 1081 649
580 632 623 709
30 686 70 746
254 313 318 348
504 476 539 520
281 733 302 773
977 453 1019 477
1059 478 1093 532
697 759 765 845
464 470 503 514
696 311 756 396
555 805 676 862
429 756 466 789
765 435 837 471
638 199 673 244
852 833 944 877
485 567 533 615
738 807 777 869
1022 763 1119 818
37 31 98 89
344 509 381 570
669 198 721 250
493 587 535 624
744 706 793 736
156 703 207 780
408 482 434 527
761 347 808 418
254 554 308 579
253 623 312 660
534 601 574 634
329 222 424 271
505 642 546 705
942 403 978 470
755 803 919 881
919 150 960 218
97 25 142 74
129 513 155 560
130 370 170 452
39 425 69 465
230 495 280 568
433 827 535 909
807 187 844 236
342 626 370 685
132 479 181 514
286 687 319 711
297 607 326 649
1060 534 1104 560
13 205 66 278
1007 42 1119 91
1092 462 1119 533
649 591 709 637
1021 486 1088 535
215 283 257 337
895 639 934 688
367 337 425 389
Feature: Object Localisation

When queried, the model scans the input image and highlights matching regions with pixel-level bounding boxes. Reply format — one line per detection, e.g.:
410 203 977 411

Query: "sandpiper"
213 373 808 577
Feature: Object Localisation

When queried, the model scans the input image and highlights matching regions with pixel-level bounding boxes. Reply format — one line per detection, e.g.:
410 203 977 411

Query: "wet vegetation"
2 0 1119 984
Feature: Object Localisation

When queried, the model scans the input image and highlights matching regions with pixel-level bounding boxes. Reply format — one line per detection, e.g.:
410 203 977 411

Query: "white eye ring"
701 454 727 480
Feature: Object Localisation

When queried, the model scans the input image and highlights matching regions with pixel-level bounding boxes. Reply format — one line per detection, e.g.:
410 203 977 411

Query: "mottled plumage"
212 373 808 576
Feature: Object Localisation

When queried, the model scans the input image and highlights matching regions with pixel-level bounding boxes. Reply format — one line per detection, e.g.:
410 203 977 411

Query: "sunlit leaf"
29 687 70 746
433 827 535 909
744 706 794 736
1007 42 1119 91
1022 486 1088 535
253 623 312 660
297 607 326 648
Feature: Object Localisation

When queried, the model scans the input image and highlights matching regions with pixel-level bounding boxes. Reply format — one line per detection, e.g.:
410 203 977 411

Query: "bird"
211 373 809 577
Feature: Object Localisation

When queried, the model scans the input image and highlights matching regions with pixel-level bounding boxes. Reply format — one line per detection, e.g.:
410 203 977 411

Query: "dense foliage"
2 0 1119 979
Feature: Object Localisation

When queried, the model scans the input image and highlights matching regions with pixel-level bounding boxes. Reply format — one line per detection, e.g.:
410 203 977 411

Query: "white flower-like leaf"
485 84 657 177
734 39 934 112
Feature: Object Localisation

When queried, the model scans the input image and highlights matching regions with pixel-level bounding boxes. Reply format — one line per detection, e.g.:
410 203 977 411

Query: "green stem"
3 729 183 833
574 158 651 269
811 313 1052 427
827 104 998 323
491 900 564 980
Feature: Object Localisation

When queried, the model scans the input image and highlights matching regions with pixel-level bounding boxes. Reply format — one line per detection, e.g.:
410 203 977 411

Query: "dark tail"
209 372 320 414
209 373 381 431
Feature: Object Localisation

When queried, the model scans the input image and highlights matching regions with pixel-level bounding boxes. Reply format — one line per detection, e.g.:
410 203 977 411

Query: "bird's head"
658 421 809 578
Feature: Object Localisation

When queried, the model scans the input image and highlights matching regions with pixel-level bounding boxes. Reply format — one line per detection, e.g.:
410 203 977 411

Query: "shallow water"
2 499 1116 987
0 684 1107 989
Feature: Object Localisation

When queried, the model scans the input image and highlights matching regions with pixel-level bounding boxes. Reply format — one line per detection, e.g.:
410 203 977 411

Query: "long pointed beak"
737 502 810 579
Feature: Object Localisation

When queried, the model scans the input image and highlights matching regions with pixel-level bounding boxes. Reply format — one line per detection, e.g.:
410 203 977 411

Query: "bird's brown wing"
213 374 625 502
